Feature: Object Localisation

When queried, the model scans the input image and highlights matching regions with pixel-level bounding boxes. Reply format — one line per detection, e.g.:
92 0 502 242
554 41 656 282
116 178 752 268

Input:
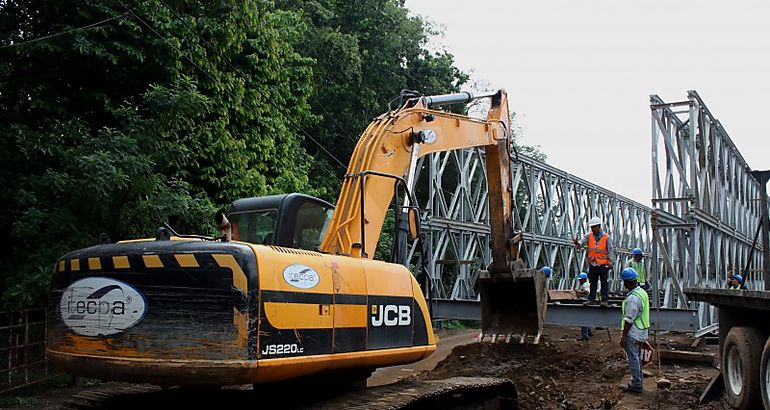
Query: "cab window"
229 209 277 245
293 202 334 251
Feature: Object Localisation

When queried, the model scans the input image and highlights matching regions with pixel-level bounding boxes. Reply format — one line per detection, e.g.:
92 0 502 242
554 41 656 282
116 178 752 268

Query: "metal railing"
0 308 56 394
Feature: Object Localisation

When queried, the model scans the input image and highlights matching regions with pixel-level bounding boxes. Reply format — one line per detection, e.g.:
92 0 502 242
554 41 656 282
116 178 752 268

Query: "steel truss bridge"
406 91 767 333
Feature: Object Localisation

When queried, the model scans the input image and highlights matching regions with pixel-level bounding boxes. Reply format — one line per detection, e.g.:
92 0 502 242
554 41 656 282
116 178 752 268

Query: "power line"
1 14 127 50
119 0 347 169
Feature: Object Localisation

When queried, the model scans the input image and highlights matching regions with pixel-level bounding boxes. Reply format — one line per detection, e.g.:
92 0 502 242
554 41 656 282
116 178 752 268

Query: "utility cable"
1 14 127 50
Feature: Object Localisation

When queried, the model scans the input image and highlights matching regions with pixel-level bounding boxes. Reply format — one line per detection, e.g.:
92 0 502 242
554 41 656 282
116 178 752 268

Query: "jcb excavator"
48 90 546 408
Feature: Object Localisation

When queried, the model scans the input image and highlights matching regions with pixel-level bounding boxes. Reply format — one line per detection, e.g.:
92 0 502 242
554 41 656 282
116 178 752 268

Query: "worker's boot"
620 384 642 394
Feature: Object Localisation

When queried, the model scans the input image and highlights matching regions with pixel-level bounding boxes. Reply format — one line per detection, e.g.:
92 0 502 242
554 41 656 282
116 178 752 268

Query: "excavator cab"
222 193 334 250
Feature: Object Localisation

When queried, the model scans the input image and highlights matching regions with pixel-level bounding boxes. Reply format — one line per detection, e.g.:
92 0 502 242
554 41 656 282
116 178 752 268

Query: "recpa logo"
59 277 146 337
282 264 320 289
370 304 411 327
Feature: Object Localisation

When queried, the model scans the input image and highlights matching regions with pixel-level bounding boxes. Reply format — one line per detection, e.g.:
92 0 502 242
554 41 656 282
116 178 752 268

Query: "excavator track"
307 377 517 409
61 377 517 410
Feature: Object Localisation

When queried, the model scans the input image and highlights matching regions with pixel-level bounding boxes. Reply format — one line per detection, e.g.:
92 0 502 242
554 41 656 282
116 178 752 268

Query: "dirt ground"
0 326 732 409
368 329 479 387
419 325 731 410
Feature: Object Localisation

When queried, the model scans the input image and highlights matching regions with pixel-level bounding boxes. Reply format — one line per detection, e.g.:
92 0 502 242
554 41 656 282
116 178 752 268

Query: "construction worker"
575 272 593 340
619 267 649 395
574 216 615 306
542 266 553 289
626 248 647 291
728 274 744 290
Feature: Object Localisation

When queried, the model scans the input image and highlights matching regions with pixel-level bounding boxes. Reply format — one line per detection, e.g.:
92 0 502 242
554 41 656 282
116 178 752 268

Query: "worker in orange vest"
574 216 615 306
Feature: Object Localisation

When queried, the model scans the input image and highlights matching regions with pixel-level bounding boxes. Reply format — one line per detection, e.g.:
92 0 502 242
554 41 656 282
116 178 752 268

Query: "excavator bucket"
477 260 548 336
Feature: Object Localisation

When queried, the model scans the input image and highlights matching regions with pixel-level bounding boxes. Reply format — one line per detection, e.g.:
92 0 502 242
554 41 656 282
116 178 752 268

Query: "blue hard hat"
542 266 552 277
732 274 744 284
577 272 588 280
621 267 638 281
632 248 643 256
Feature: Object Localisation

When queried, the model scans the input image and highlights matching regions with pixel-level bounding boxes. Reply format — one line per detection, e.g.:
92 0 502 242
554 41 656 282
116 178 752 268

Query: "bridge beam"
429 298 697 333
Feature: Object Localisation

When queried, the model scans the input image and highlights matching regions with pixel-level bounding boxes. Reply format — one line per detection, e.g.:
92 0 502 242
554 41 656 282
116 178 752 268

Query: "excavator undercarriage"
62 377 518 410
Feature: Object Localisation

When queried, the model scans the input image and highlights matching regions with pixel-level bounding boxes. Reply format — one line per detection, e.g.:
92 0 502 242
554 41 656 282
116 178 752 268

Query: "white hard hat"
588 216 602 227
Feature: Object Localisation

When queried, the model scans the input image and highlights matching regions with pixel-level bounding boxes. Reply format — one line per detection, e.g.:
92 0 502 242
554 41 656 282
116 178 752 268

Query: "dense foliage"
275 0 469 200
0 0 539 309
0 0 317 308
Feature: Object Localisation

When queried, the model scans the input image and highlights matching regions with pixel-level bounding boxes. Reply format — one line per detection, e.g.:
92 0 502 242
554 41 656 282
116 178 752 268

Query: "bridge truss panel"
402 90 763 332
650 91 765 327
408 147 653 301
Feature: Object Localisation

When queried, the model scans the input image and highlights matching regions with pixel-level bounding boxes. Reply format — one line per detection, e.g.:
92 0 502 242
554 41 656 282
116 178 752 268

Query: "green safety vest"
621 287 650 330
629 260 646 284
729 284 740 290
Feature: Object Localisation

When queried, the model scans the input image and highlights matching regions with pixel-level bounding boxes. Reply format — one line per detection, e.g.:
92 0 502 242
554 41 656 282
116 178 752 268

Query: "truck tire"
761 337 770 410
723 326 763 409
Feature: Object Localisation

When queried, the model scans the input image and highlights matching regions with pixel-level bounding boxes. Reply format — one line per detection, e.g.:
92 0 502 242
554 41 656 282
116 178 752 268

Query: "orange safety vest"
587 233 610 265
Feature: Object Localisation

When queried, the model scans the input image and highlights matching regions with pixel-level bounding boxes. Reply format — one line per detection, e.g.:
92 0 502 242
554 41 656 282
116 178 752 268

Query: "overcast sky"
405 0 770 205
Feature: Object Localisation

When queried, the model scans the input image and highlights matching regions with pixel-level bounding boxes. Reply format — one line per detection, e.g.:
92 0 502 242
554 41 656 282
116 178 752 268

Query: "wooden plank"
659 349 716 364
690 336 706 349
548 290 577 301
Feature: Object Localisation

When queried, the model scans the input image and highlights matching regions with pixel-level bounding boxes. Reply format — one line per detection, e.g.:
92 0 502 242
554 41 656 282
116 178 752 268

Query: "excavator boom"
318 89 547 337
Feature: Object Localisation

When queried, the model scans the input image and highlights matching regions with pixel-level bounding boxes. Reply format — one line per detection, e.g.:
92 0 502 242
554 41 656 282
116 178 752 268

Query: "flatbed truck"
685 288 770 410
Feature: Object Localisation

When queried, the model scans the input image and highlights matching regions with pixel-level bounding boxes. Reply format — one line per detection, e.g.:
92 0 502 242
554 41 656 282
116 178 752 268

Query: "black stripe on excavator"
257 292 430 358
335 294 368 305
333 328 367 353
257 316 333 357
261 291 367 305
261 290 332 305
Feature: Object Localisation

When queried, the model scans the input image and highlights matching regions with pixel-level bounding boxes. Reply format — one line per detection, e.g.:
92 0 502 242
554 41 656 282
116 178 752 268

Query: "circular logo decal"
282 264 320 289
59 277 146 337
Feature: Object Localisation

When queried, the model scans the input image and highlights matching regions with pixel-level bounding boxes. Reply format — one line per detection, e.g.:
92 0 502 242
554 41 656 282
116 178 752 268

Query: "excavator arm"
319 90 514 262
319 90 546 338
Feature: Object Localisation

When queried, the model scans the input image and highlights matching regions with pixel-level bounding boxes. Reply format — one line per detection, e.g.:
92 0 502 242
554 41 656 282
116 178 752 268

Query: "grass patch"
0 395 38 408
0 373 103 408
437 319 481 330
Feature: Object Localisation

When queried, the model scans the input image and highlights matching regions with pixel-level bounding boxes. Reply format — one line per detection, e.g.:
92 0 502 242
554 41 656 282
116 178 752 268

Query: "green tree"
0 0 315 308
275 0 470 201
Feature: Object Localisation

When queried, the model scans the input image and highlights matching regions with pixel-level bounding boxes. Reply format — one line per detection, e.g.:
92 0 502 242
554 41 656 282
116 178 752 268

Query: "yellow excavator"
48 90 546 408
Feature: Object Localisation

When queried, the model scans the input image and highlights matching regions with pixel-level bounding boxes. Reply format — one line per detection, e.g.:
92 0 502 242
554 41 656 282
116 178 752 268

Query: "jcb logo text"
371 304 411 327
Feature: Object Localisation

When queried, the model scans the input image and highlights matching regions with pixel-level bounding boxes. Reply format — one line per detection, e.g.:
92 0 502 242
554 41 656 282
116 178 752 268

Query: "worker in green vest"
619 267 649 395
727 274 744 290
626 247 647 290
